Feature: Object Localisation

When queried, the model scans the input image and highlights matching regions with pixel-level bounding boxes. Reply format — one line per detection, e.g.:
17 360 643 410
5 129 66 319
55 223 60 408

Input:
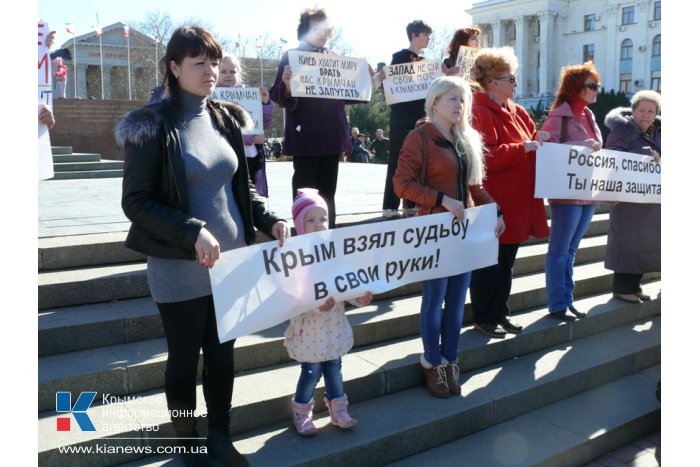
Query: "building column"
538 11 556 97
77 64 88 99
513 16 526 98
103 65 113 99
491 20 503 48
605 5 618 92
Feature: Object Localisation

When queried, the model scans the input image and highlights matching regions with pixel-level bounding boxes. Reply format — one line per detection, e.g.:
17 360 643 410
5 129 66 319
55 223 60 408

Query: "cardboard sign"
211 87 264 135
210 205 498 341
535 142 661 203
287 50 371 101
455 46 479 82
38 21 54 180
382 60 444 105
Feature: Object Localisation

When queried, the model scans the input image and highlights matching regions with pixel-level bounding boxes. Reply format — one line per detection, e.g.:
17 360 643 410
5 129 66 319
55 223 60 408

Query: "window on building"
654 1 661 20
620 73 632 93
651 71 661 92
622 6 635 25
583 44 595 62
652 35 661 56
621 39 633 59
507 22 516 41
584 14 596 31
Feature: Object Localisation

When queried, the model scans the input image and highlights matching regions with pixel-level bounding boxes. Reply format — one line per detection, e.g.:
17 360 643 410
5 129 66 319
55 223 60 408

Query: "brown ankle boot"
445 362 461 395
420 355 449 398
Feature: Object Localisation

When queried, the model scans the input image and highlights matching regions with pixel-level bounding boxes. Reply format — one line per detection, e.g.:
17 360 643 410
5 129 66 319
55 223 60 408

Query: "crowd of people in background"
83 5 660 465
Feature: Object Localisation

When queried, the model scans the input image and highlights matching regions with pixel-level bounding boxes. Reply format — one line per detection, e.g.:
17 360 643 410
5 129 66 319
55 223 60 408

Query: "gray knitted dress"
147 90 247 303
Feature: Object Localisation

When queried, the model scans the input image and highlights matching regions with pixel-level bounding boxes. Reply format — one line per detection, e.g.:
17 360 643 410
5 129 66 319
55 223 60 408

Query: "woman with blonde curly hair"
540 62 603 321
394 76 504 397
468 47 550 338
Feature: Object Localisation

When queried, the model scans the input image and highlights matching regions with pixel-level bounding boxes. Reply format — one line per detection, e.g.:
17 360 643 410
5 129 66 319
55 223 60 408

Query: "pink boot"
324 394 358 429
291 398 317 435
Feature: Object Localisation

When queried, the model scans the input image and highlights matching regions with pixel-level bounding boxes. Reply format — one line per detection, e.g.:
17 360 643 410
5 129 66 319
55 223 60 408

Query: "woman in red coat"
468 47 550 338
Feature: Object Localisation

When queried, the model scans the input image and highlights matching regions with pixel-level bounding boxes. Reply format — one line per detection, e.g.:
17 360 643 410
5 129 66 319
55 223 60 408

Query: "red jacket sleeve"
472 106 528 174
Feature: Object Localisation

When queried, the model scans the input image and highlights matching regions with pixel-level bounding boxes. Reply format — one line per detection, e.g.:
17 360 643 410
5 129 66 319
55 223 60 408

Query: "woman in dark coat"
117 26 288 466
603 90 661 303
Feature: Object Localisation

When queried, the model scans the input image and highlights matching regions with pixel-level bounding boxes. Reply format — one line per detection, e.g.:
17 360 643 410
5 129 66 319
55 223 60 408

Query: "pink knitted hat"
292 188 328 235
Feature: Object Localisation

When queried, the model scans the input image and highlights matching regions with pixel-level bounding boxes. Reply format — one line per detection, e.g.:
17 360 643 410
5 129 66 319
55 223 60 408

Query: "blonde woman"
394 76 504 398
217 53 272 196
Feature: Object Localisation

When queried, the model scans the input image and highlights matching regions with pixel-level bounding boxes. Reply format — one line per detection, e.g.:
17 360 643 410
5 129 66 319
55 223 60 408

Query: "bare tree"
423 27 453 61
328 27 353 56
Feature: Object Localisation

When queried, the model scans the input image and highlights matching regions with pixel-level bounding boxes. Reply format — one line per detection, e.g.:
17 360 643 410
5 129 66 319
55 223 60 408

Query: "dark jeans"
293 359 345 403
469 243 520 325
383 114 418 211
612 272 644 294
292 154 340 228
157 295 234 431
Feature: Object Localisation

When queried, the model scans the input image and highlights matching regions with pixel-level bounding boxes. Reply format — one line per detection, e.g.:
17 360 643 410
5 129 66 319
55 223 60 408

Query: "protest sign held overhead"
210 87 264 135
287 50 371 101
209 205 498 342
382 60 444 105
535 142 661 204
455 46 479 82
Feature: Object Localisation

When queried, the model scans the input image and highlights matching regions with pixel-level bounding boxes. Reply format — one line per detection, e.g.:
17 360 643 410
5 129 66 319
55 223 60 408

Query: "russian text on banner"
455 46 479 82
210 204 498 342
382 60 444 105
38 21 54 181
535 142 661 204
210 87 263 135
287 50 371 101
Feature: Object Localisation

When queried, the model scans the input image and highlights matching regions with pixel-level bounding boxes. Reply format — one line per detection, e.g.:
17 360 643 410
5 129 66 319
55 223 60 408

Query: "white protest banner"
38 21 54 181
382 60 444 105
287 50 371 101
455 46 479 82
535 142 661 204
210 204 498 341
210 87 263 135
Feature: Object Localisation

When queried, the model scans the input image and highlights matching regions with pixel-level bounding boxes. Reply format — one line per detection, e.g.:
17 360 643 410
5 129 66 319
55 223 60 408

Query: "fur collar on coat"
114 99 253 148
604 107 661 144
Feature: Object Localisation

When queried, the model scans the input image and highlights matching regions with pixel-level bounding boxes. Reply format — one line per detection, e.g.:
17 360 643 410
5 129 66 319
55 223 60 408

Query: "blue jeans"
545 203 596 312
420 272 471 366
293 359 344 403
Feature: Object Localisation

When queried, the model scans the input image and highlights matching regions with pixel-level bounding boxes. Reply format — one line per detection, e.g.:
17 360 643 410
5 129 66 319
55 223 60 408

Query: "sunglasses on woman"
583 82 601 91
494 74 516 84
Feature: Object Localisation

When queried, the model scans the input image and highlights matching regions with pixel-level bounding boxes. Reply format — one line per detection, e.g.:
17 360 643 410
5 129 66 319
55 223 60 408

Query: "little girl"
284 188 372 435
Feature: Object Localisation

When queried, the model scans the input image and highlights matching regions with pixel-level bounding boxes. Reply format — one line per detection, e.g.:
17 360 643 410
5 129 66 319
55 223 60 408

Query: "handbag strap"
560 116 570 143
417 127 429 185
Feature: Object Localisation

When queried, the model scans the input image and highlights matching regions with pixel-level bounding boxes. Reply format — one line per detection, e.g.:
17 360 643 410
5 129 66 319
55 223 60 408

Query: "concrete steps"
49 146 123 180
38 299 660 466
37 201 662 466
386 367 660 467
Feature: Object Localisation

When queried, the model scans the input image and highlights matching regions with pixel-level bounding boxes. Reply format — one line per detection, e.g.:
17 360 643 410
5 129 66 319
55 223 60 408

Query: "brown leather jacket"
393 122 496 216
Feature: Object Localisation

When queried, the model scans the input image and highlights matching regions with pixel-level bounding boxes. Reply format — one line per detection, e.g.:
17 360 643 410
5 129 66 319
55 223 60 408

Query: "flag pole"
96 14 103 99
125 25 132 100
72 35 77 98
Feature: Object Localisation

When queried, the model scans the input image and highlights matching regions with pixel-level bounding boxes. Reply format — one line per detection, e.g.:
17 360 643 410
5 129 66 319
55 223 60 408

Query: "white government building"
467 0 661 107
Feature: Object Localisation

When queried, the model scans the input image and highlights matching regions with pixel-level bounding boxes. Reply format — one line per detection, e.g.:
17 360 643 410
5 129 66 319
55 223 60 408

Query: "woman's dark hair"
406 20 432 41
446 27 481 65
297 8 329 40
164 26 223 107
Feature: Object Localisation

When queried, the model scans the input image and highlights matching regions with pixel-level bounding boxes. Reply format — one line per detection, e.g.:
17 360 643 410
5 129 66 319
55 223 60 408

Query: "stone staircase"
51 146 124 180
37 206 661 466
